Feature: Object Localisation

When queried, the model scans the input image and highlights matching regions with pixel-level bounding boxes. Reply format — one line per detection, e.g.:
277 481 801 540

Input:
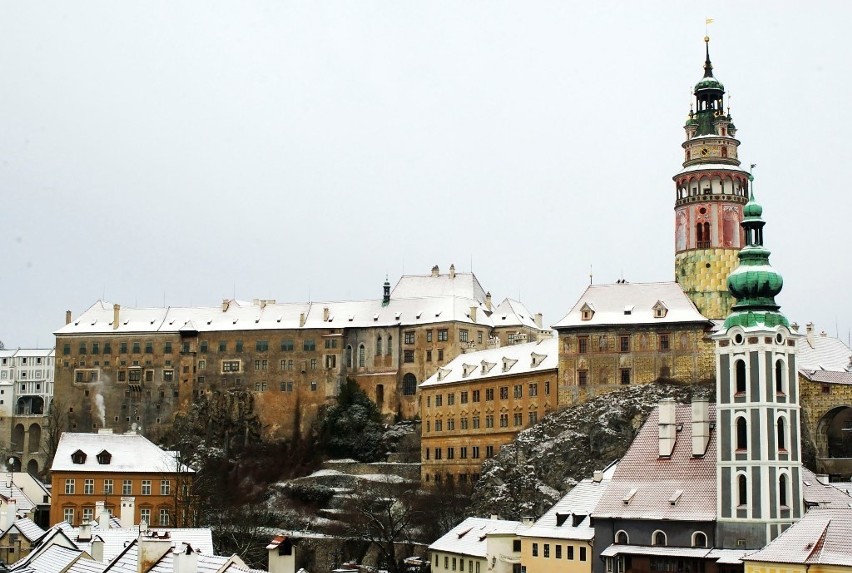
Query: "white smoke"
95 394 105 427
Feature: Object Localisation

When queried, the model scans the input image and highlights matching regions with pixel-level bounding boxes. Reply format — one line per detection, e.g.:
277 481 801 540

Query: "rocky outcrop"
469 381 715 520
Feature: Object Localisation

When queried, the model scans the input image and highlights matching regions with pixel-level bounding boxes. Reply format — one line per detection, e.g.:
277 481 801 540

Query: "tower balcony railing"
697 241 711 249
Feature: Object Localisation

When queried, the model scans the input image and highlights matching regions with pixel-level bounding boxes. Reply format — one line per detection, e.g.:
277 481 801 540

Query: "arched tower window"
402 373 417 396
345 345 353 368
737 474 748 506
779 474 788 507
777 417 787 451
376 336 383 357
652 530 667 546
387 335 393 356
735 360 747 394
775 359 785 394
358 344 366 368
736 417 748 451
615 531 629 544
692 532 707 548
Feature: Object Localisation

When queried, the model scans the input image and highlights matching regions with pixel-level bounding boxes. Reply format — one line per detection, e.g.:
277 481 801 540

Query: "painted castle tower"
713 182 802 549
674 37 750 320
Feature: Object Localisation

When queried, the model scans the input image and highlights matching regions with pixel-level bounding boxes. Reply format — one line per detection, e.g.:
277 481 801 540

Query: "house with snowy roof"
428 516 525 573
419 338 558 484
49 430 194 528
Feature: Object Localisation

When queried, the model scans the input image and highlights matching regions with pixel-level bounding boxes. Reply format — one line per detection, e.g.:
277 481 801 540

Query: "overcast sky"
1 2 850 348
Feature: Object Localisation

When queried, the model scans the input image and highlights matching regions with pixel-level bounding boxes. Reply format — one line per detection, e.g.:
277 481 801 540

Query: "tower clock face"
700 147 709 156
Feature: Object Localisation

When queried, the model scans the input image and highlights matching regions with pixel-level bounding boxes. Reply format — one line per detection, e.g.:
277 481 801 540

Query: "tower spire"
703 36 714 78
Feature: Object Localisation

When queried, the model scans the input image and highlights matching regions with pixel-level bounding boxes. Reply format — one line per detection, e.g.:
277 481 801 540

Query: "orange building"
49 430 193 527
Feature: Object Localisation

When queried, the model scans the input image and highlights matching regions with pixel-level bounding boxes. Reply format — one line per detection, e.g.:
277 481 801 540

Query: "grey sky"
1 2 850 348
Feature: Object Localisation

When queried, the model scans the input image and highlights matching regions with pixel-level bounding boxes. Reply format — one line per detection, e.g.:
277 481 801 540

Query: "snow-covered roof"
51 432 194 474
743 508 852 566
72 528 214 563
12 544 86 573
4 518 46 542
519 470 614 540
420 338 557 388
491 298 547 332
428 517 524 558
553 282 709 329
391 270 486 302
675 163 749 176
801 468 852 509
796 327 852 373
0 349 55 358
56 294 499 335
0 482 40 512
592 404 717 522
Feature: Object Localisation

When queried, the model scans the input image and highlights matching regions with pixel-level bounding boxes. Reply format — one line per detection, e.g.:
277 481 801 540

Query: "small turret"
382 276 391 307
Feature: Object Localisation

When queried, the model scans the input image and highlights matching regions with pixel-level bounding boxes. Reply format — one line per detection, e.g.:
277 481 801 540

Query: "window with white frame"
141 480 151 495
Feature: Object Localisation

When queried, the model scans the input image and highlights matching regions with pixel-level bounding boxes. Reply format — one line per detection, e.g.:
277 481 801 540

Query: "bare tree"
341 477 421 573
41 399 67 474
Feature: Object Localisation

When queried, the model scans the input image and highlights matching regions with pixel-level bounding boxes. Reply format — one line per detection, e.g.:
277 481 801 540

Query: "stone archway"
816 406 852 477
26 459 38 475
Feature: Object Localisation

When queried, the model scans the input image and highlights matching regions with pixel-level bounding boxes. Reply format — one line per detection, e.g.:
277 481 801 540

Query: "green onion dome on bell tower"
723 177 788 329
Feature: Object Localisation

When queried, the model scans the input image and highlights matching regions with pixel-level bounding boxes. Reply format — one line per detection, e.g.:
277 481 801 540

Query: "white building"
429 516 525 573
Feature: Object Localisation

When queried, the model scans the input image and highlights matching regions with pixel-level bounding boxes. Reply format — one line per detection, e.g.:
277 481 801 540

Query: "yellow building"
420 338 557 484
742 508 852 573
519 466 613 573
552 282 715 406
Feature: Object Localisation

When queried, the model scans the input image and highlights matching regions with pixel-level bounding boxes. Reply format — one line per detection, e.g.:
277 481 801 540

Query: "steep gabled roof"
428 517 524 558
743 508 852 566
51 432 193 474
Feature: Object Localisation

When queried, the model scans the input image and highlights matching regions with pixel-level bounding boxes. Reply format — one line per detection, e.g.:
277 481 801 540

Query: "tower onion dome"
695 36 725 94
723 183 788 329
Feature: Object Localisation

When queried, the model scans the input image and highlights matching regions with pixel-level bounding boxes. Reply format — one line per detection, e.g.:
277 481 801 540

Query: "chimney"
535 313 543 329
138 532 172 573
221 299 230 312
173 544 198 573
490 514 501 520
299 313 306 328
658 399 677 457
470 306 477 323
97 501 110 528
120 496 135 528
449 264 456 279
323 307 329 322
806 322 815 348
0 498 13 531
66 310 72 325
521 516 534 526
113 304 121 330
485 292 492 311
791 322 799 332
78 522 93 542
431 265 439 277
267 536 296 573
91 537 104 562
593 470 603 483
691 399 710 457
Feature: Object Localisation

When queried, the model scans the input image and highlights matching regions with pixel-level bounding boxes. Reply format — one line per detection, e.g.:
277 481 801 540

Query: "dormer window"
653 301 668 319
71 450 87 464
623 305 634 316
580 303 595 321
530 352 546 368
502 357 518 372
462 364 477 378
96 450 112 465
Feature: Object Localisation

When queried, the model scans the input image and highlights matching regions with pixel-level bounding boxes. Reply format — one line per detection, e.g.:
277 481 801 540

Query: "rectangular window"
513 413 522 426
198 359 206 370
532 543 539 557
303 340 316 351
218 341 227 352
104 479 113 495
500 413 509 427
447 447 454 459
460 417 468 429
404 350 415 363
435 448 442 460
426 330 433 342
544 544 550 558
659 334 670 351
104 342 112 354
513 384 522 398
529 383 538 396
79 343 87 355
438 349 444 361
578 370 588 386
556 545 562 559
404 331 415 344
254 359 267 371
500 386 509 400
256 340 269 352
140 508 151 525
435 394 442 407
120 342 128 354
160 480 171 495
485 388 494 401
620 336 630 352
460 446 467 459
145 342 153 354
435 420 442 432
438 329 448 342
568 546 574 560
472 390 480 402
447 418 455 430
426 350 432 362
325 355 336 369
472 446 480 458
447 393 455 406
222 360 241 373
163 369 174 382
529 412 538 425
472 416 480 429
92 342 100 355
545 380 551 395
132 342 141 353
580 547 587 561
459 329 468 343
235 340 244 353
578 336 588 354
63 343 71 355
460 391 468 404
621 368 631 385
83 507 94 522
310 358 317 370
485 415 494 428
64 508 75 524
65 479 75 494
128 369 141 382
122 480 132 495
84 479 94 494
159 508 170 526
486 445 494 457
141 480 151 495
281 339 294 351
